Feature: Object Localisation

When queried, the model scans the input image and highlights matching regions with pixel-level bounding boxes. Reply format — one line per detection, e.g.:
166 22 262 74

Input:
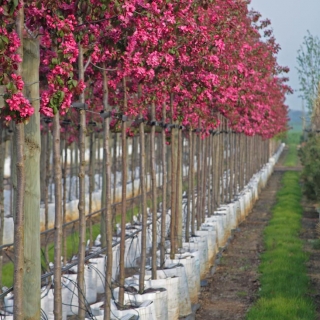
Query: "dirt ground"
196 150 320 320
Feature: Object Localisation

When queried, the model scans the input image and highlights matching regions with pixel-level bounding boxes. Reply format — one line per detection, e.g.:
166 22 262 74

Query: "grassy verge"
284 131 301 167
247 132 315 319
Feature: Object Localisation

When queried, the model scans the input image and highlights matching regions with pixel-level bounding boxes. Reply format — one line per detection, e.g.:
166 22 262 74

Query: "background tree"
296 31 320 113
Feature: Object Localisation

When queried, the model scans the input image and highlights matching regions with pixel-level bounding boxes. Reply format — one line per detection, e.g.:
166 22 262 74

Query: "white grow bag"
146 264 192 318
127 275 179 320
114 284 167 320
163 254 199 304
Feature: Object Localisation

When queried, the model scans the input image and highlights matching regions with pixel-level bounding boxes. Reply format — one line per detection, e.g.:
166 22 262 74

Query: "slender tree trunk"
53 112 62 320
201 137 207 222
101 132 107 248
220 119 225 204
119 78 128 304
40 132 46 203
22 37 41 320
102 71 113 320
69 142 74 201
150 103 158 279
113 133 117 203
88 131 95 248
170 95 177 258
214 126 219 208
138 92 147 293
44 124 51 268
160 105 167 267
191 132 196 235
75 141 79 199
196 132 201 229
0 124 5 308
207 135 212 215
176 127 182 247
13 7 25 318
13 122 25 320
63 138 68 264
131 136 135 222
77 44 87 320
186 130 192 242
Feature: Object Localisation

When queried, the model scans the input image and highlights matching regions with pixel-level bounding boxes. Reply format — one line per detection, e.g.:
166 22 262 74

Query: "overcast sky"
249 0 320 111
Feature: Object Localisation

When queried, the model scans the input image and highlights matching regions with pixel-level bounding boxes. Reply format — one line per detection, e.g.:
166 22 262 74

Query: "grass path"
247 133 316 320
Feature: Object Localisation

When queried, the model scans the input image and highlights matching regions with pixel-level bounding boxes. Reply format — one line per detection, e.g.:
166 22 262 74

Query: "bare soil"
196 170 283 320
196 150 320 320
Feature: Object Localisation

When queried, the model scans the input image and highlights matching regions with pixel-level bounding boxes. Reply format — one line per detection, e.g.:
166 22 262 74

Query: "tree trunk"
150 103 158 279
0 124 5 308
44 125 51 266
53 112 62 320
113 133 117 203
176 127 182 248
13 122 25 320
77 44 87 320
63 137 68 264
88 131 95 248
170 95 177 258
69 142 74 201
186 130 192 242
196 132 201 230
22 37 41 320
40 132 46 203
101 131 107 248
102 70 113 320
160 105 167 267
119 77 128 304
138 98 147 293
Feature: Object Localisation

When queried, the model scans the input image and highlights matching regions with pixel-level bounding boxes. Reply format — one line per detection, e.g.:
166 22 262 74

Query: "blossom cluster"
1 0 291 139
0 2 34 123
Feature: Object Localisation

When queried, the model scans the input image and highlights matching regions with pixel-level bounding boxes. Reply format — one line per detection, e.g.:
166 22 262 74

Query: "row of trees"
0 0 290 319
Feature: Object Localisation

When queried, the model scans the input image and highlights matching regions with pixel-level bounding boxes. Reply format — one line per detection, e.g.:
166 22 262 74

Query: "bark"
138 87 147 293
185 130 192 242
63 137 68 264
40 132 46 203
150 103 158 279
22 37 41 320
214 131 220 209
12 17 25 317
0 124 5 308
75 141 79 199
220 118 225 204
130 136 136 222
191 132 196 235
77 44 87 319
196 132 201 229
69 142 74 201
206 134 212 216
170 95 177 258
102 71 112 320
160 105 167 267
119 78 128 304
101 133 107 248
229 132 234 200
200 137 207 223
53 113 62 320
113 133 117 203
44 126 50 268
13 122 25 320
88 131 96 248
176 127 182 248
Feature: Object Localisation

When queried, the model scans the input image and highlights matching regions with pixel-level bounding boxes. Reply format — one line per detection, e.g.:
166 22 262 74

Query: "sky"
249 0 320 111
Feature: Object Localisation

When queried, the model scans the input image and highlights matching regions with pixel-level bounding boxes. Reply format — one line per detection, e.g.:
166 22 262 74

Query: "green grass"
284 130 302 167
246 171 316 320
